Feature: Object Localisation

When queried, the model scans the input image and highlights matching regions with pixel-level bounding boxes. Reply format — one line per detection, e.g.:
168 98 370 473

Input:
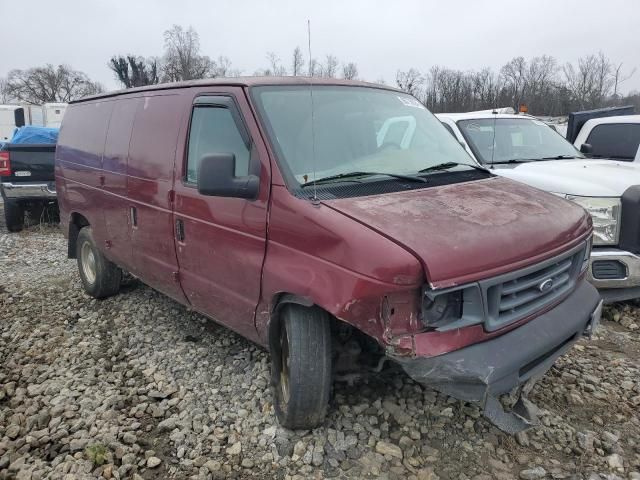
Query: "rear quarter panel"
56 101 114 242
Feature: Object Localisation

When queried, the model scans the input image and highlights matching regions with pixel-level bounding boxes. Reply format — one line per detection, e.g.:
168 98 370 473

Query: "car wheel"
27 202 45 225
272 304 332 429
76 226 122 299
4 199 24 232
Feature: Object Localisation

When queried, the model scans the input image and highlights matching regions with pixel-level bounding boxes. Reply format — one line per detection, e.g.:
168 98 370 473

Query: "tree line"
1 24 638 116
397 52 637 115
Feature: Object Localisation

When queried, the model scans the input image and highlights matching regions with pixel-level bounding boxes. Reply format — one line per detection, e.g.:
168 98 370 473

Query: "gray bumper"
393 280 602 432
1 182 57 200
587 249 640 303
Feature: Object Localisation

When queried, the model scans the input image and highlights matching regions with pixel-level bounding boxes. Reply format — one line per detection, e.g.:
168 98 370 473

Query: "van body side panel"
254 185 424 345
101 97 140 267
55 100 114 242
172 87 270 342
126 93 187 303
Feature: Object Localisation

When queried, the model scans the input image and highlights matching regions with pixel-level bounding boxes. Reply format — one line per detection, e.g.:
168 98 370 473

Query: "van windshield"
457 117 583 164
251 86 476 185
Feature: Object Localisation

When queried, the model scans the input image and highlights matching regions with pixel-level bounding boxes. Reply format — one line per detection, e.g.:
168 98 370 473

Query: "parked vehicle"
0 105 26 142
572 114 639 162
438 111 640 302
0 126 59 231
56 78 601 433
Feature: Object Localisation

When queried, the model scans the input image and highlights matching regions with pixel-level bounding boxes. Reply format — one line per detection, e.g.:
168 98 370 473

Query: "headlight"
566 196 621 246
421 285 483 331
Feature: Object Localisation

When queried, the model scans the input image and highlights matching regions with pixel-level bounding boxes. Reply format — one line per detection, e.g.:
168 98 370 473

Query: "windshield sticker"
398 96 425 109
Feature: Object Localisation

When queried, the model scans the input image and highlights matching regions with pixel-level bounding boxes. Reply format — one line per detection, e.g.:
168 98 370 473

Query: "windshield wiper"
419 161 489 173
486 159 533 165
539 155 579 160
300 171 427 187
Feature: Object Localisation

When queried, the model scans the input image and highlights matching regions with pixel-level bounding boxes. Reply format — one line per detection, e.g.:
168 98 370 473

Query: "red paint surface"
56 78 592 360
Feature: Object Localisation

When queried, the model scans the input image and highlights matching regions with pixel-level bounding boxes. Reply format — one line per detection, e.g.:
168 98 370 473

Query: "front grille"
481 243 585 331
592 260 627 279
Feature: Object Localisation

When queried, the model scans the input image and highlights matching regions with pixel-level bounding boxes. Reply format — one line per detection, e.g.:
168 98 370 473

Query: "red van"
55 78 602 433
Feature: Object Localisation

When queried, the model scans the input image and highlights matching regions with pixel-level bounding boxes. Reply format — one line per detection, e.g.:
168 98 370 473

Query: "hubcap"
80 241 97 285
280 327 290 403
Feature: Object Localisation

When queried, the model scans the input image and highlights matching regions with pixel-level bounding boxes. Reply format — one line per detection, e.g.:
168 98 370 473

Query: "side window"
186 106 250 183
586 123 640 160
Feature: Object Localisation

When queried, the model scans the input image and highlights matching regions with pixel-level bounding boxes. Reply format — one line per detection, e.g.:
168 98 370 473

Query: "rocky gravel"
1 216 640 479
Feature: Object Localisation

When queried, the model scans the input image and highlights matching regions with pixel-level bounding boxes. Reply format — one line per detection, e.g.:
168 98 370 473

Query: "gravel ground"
1 210 640 480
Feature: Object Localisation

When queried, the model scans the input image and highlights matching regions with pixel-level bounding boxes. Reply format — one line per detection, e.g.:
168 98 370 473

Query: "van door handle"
130 206 137 227
175 219 185 242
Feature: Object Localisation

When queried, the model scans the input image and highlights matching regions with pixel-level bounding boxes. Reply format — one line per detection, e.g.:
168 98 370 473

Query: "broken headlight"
421 284 484 331
566 196 621 246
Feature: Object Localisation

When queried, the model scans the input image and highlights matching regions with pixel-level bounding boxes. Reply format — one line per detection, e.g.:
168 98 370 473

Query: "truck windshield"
457 118 583 164
251 86 476 185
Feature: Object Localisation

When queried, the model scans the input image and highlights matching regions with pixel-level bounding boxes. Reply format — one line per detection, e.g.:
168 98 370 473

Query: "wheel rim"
80 241 97 285
279 326 290 404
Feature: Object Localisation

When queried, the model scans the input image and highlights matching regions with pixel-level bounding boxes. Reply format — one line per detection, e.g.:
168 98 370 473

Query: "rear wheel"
76 227 122 299
4 199 24 232
26 202 45 226
272 305 332 429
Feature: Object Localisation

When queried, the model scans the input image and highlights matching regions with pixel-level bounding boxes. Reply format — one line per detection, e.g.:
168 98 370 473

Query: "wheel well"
67 213 90 259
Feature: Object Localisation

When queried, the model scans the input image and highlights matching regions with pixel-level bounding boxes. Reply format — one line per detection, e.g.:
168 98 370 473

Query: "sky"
1 0 639 94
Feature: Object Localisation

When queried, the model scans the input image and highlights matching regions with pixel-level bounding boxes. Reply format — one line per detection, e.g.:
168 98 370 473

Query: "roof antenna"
307 19 320 206
490 107 498 168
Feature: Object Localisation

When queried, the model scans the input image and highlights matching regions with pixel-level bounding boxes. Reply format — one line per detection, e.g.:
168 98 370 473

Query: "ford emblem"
538 278 554 292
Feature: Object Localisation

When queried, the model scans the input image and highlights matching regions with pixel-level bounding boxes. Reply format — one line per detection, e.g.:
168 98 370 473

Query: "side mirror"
580 143 593 155
197 153 259 199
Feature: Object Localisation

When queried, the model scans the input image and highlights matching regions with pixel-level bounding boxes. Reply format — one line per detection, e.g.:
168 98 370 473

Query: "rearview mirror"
197 153 259 199
580 143 593 155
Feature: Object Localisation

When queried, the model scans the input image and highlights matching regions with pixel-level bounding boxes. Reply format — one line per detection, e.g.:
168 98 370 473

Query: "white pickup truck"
437 111 640 303
572 114 640 162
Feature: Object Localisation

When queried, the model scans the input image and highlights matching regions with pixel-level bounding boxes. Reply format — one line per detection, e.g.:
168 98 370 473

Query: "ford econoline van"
55 78 602 433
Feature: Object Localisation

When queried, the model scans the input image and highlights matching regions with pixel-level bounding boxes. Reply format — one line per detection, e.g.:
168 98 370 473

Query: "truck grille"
481 243 586 331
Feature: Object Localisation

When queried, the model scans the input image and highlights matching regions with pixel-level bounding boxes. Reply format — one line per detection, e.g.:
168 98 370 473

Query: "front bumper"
391 280 601 433
1 182 57 200
587 248 640 303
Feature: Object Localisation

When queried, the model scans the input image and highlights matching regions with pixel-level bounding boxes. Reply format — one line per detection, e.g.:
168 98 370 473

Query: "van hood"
325 177 590 288
491 159 640 197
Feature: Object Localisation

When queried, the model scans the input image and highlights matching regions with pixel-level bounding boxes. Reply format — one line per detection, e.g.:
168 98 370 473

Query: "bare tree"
109 55 159 88
212 56 240 77
342 62 358 80
563 52 614 110
612 62 637 98
308 58 320 77
0 78 11 103
322 55 339 78
500 56 528 110
396 69 424 97
292 47 305 76
4 64 103 104
256 52 287 76
162 25 214 81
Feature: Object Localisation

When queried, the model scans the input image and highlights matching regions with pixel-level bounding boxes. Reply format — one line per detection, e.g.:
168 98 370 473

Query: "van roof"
73 76 402 103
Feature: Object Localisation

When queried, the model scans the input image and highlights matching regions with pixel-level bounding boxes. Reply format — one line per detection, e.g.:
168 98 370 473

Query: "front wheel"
272 305 332 429
76 227 122 299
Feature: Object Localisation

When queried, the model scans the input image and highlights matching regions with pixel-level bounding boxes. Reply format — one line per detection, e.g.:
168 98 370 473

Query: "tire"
26 202 45 226
272 305 332 429
4 199 25 232
76 226 122 299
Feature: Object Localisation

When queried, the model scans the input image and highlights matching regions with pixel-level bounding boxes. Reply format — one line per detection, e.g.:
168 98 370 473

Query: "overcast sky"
2 0 639 93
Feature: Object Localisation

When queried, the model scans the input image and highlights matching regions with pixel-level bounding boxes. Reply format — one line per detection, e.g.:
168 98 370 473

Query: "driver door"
172 88 270 342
